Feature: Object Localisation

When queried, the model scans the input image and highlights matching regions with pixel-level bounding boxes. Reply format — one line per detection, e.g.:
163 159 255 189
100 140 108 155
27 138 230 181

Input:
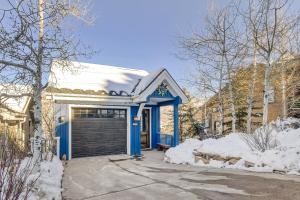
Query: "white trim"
22 96 32 113
68 104 72 160
45 92 132 99
133 70 188 103
46 93 133 104
137 103 145 119
140 107 152 149
68 104 131 160
127 107 131 155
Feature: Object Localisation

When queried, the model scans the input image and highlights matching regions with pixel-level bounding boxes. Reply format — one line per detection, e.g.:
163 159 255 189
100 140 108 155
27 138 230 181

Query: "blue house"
46 61 187 160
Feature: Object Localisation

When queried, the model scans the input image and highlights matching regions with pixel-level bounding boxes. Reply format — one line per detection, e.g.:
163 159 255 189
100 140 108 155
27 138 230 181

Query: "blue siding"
149 105 160 149
173 102 179 146
55 122 69 160
130 106 141 156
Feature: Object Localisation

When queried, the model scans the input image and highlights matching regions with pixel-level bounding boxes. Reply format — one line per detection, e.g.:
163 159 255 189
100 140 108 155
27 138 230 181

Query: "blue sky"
75 0 231 88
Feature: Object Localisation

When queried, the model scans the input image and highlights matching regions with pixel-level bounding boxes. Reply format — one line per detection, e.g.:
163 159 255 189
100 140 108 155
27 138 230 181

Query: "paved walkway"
62 151 300 200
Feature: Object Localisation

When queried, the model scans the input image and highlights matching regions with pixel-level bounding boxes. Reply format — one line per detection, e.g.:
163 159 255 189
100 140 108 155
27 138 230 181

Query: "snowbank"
164 138 202 164
165 118 300 174
28 156 64 200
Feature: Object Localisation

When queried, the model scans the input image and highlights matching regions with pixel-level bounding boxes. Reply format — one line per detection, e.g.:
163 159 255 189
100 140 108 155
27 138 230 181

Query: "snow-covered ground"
27 156 64 200
165 118 300 175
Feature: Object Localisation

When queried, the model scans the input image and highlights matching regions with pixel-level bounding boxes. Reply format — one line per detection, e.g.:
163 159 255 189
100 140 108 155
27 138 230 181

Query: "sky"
73 0 231 89
1 0 299 91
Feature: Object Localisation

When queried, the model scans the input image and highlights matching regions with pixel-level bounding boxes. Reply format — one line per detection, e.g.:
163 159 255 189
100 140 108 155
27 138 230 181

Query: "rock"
212 155 224 161
228 158 239 165
261 163 267 167
273 169 286 175
194 151 242 164
244 161 255 168
195 156 210 164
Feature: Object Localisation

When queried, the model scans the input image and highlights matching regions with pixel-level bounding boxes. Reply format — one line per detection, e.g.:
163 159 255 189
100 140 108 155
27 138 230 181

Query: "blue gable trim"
147 88 174 100
157 96 182 107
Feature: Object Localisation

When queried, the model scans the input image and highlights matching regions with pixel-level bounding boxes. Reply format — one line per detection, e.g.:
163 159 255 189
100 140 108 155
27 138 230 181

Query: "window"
73 108 126 119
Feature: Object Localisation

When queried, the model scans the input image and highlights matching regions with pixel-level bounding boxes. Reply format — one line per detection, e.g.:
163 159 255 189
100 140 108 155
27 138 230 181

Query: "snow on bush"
27 155 64 200
165 118 300 174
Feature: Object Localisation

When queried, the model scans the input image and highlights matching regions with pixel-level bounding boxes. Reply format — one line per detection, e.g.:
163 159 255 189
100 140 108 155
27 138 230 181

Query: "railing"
156 133 173 146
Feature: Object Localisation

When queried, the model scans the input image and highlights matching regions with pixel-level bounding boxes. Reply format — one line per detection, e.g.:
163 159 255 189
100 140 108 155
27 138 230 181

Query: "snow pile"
165 118 300 174
164 138 202 164
28 156 64 200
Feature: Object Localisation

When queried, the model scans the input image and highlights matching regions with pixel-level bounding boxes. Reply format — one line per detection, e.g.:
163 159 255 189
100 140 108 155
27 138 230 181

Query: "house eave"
45 92 135 105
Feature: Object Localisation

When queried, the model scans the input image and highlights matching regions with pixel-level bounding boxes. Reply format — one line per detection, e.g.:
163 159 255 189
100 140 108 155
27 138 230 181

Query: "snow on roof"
0 84 31 113
48 61 150 95
132 68 165 95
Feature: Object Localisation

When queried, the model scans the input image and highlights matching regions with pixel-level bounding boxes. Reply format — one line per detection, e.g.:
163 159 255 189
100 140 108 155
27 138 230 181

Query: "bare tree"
241 0 260 133
180 5 246 133
276 13 300 119
0 0 93 163
0 133 38 200
246 0 294 125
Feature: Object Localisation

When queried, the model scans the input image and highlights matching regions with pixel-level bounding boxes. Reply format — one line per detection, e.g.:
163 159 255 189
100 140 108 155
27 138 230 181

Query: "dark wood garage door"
71 108 127 158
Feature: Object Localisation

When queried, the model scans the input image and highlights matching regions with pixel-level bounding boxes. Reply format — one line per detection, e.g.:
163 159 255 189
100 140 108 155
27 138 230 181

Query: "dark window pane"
120 114 126 119
120 110 125 115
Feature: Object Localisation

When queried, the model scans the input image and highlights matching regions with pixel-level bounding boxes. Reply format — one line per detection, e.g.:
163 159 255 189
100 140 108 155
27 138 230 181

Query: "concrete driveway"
62 151 300 200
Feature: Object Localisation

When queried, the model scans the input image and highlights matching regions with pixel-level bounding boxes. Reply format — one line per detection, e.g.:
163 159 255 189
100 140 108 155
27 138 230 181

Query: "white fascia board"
137 103 145 119
22 96 32 113
45 92 133 104
133 71 188 103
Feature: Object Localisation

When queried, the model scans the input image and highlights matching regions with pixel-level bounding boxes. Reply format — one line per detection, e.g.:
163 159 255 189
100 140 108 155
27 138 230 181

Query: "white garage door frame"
68 104 131 160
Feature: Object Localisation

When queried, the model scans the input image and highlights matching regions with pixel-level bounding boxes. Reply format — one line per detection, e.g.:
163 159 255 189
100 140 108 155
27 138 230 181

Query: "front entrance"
141 109 150 149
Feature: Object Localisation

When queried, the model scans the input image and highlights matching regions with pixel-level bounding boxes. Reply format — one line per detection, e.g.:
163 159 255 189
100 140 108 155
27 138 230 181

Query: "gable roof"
47 61 188 103
132 68 188 103
48 61 149 95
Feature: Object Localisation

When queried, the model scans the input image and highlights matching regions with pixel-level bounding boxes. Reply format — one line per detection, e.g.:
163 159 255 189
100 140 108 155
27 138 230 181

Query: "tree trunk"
227 79 236 133
218 67 224 134
281 63 287 119
262 57 272 125
33 0 44 162
247 43 257 133
32 83 43 159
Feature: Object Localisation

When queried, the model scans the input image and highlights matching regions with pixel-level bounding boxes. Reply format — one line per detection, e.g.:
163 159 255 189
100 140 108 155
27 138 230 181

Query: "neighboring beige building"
0 93 33 150
199 57 300 134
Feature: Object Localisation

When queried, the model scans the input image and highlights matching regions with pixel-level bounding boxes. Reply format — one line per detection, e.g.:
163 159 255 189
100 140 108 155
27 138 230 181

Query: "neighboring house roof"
0 84 31 113
0 84 31 121
47 61 188 103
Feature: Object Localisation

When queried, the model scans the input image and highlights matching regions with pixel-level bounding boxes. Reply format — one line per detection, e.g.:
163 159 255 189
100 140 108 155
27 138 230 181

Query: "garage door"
71 108 127 158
